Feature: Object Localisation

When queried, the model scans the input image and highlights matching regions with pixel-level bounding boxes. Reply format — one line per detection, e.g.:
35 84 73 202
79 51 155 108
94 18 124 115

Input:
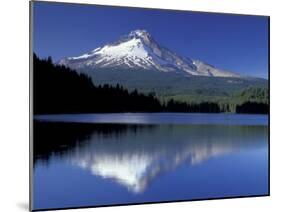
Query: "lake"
33 113 269 210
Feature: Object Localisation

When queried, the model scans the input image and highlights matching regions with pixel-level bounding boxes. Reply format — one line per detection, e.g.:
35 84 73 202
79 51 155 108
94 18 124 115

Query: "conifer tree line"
33 54 268 114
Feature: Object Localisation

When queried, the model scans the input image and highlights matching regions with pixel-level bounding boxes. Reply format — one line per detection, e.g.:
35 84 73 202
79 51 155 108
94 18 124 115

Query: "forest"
33 54 269 114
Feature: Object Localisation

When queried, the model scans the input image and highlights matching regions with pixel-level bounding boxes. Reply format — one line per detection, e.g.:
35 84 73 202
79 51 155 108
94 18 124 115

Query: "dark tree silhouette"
236 101 269 114
33 53 162 114
33 53 268 114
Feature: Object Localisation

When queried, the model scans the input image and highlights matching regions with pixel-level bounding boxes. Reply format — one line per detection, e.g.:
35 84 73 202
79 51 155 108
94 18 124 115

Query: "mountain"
58 29 240 78
57 30 267 101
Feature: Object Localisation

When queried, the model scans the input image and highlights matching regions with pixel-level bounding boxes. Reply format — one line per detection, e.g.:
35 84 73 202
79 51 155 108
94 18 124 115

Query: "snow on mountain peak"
129 29 150 38
59 30 241 78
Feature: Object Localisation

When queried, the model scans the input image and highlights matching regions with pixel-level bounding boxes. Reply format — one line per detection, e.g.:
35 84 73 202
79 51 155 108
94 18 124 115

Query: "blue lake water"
33 113 269 210
35 113 268 125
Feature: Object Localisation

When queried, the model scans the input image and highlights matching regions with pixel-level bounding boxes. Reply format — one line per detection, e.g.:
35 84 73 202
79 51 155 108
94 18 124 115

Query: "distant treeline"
33 54 268 114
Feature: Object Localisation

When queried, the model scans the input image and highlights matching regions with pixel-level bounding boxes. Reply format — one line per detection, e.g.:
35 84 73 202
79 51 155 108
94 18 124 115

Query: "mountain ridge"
58 29 241 78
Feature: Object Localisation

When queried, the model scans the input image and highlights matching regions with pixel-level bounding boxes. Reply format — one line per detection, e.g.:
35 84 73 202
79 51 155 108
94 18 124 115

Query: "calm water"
33 113 268 210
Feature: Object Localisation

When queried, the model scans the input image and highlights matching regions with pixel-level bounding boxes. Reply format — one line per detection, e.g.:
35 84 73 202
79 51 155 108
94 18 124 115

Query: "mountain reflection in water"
34 122 267 194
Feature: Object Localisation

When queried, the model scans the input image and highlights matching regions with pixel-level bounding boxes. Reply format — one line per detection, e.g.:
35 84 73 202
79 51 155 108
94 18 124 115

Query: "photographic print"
30 1 269 211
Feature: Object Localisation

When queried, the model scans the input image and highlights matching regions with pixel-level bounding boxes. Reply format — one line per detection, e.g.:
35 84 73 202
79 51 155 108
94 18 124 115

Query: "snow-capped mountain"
58 29 240 78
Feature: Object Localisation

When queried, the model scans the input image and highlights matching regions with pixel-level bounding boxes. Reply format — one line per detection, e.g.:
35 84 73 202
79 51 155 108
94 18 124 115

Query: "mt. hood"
59 29 240 78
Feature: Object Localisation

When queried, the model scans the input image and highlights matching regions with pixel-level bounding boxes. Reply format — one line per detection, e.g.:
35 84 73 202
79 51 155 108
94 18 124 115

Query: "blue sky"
33 2 269 78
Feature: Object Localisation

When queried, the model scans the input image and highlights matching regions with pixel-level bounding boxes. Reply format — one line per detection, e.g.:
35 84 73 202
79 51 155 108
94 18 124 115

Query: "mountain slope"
86 69 267 99
58 29 240 78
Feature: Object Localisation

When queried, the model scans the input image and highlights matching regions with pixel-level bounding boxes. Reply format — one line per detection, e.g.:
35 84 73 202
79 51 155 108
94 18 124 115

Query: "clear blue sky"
33 1 269 78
